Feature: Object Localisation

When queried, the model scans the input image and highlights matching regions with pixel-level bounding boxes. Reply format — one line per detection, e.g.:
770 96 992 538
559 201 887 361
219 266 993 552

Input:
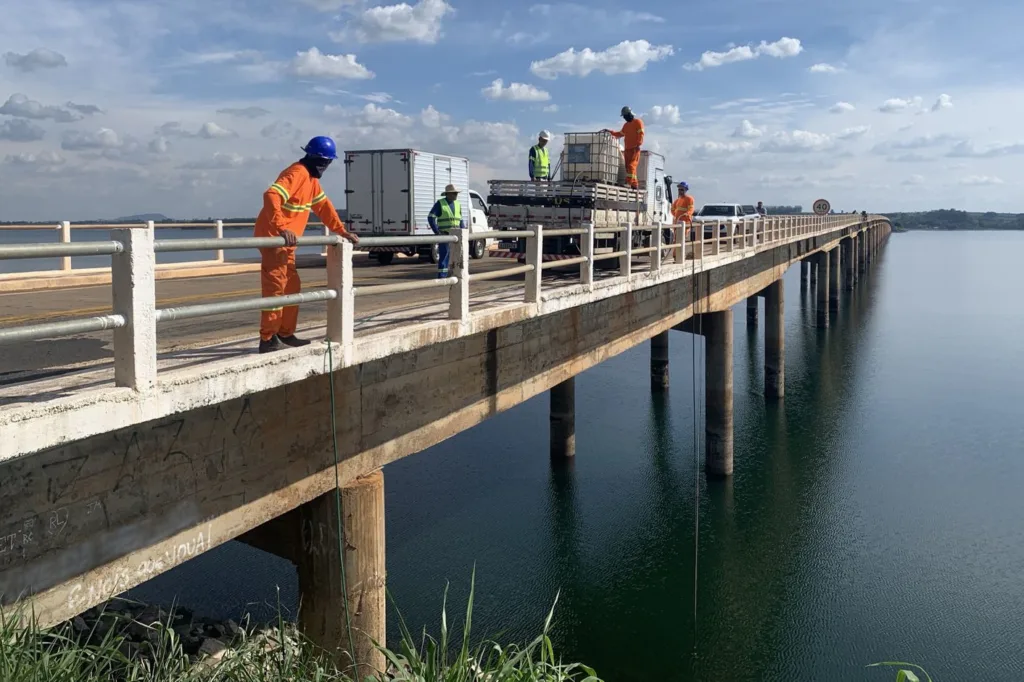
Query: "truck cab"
466 190 491 259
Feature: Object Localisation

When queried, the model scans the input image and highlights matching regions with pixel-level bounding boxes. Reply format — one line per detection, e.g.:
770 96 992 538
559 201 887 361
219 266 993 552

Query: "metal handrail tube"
154 236 342 252
354 277 456 297
594 226 627 234
592 250 628 262
540 256 588 269
0 314 126 345
0 242 124 260
632 246 657 256
358 235 458 247
470 264 535 281
543 228 588 237
155 289 337 323
469 230 536 240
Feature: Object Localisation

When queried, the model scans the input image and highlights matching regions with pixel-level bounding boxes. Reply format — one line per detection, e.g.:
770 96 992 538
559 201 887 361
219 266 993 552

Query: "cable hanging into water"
689 228 705 662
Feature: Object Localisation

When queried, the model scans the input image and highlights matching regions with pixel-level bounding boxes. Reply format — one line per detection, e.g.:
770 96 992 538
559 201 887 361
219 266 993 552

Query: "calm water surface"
129 231 1024 681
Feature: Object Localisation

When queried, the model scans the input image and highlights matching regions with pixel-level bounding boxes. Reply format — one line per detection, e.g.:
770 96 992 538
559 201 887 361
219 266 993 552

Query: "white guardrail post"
449 230 470 321
111 225 157 390
652 222 663 272
620 223 632 277
581 222 595 291
326 239 354 352
215 219 225 263
525 224 543 304
60 220 72 271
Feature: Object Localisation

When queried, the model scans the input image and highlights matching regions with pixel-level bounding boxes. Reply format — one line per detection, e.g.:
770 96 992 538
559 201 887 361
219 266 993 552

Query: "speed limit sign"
812 198 831 215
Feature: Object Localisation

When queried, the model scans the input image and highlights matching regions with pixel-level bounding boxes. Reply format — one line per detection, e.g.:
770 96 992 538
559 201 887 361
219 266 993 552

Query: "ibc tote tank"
559 131 621 184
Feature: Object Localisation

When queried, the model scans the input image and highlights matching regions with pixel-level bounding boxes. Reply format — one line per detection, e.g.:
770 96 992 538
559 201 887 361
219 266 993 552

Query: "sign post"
812 199 831 216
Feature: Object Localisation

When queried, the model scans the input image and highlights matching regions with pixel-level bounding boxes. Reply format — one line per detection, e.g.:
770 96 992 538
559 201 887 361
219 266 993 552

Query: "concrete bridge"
0 214 891 671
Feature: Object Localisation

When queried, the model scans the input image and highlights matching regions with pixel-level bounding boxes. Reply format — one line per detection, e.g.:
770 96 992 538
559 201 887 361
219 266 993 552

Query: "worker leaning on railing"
254 135 360 355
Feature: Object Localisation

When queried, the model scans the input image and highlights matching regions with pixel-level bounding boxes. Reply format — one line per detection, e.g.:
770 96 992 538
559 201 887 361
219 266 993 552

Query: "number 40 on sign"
812 198 831 215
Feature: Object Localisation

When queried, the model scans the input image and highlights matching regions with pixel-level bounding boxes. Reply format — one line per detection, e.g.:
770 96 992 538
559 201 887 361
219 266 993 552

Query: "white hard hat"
538 130 551 140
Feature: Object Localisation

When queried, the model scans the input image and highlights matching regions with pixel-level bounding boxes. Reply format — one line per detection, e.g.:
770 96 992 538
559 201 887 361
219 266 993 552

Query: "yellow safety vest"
436 199 462 232
531 145 550 179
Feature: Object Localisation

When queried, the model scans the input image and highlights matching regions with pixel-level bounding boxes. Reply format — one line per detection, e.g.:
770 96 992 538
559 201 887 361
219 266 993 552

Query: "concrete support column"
746 296 758 327
858 232 867 273
828 247 841 315
809 258 818 289
800 260 809 291
816 251 829 328
705 309 734 477
764 279 784 400
297 471 386 676
650 331 670 391
844 237 856 290
550 378 576 459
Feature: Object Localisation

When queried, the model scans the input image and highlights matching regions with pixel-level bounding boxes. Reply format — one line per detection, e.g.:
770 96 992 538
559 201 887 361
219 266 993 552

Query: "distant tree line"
765 205 803 214
884 209 1024 230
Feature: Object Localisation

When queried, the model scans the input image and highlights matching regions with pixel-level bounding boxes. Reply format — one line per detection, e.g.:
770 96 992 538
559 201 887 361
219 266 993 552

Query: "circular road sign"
812 198 831 215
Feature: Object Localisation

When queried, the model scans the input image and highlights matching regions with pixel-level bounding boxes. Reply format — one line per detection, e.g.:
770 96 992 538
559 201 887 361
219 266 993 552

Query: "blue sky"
0 0 1022 220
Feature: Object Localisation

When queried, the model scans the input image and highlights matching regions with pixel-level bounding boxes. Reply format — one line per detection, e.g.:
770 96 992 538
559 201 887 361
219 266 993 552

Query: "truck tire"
429 244 439 263
376 252 394 266
471 239 486 259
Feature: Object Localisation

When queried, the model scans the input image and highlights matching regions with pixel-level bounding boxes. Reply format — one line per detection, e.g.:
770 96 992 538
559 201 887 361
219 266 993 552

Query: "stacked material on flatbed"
487 180 645 211
558 131 623 184
489 204 649 229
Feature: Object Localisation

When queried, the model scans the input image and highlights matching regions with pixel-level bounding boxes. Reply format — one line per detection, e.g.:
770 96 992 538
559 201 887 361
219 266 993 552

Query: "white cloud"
836 126 870 140
684 37 802 71
829 101 855 114
874 134 961 153
0 118 46 141
61 128 123 151
296 0 359 9
217 106 271 119
261 120 300 139
878 96 923 113
0 94 82 122
198 122 236 139
947 140 1024 158
647 105 681 125
481 79 551 102
291 47 374 79
3 48 67 72
330 0 453 44
809 63 840 74
902 174 925 186
326 102 413 128
156 121 237 139
759 129 834 153
531 40 674 79
181 152 247 170
931 93 953 111
419 105 448 128
67 102 103 116
690 140 757 158
148 137 169 154
542 104 559 113
960 175 1004 186
178 50 263 66
3 151 65 167
732 119 763 138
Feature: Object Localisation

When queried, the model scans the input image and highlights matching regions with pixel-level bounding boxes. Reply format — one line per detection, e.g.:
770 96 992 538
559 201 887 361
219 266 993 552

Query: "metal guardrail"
0 214 883 389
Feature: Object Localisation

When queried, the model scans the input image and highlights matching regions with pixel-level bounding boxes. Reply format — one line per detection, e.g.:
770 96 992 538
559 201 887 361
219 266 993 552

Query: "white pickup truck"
344 148 491 265
691 203 751 239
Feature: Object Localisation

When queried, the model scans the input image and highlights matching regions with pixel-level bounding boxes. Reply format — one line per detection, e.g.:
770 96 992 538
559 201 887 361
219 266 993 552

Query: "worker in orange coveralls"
604 106 645 189
672 181 695 242
254 135 359 354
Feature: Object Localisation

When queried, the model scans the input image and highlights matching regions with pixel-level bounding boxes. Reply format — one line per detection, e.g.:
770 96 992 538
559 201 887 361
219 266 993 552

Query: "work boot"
278 334 311 348
259 335 285 354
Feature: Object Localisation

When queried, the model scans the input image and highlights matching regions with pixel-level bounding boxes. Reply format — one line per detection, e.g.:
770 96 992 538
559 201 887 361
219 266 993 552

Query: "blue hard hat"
302 136 337 160
678 181 689 190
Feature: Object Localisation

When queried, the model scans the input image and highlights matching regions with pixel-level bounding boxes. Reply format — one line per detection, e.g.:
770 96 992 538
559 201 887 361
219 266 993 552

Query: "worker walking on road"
255 135 359 354
671 181 695 250
529 130 552 181
427 184 464 279
605 106 644 189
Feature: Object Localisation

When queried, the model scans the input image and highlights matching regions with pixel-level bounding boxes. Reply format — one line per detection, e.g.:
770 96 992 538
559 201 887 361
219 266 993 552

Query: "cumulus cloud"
732 119 763 138
878 96 923 113
217 106 271 119
684 37 802 71
330 0 453 44
931 93 953 111
156 121 237 139
690 140 757 158
66 102 103 116
352 102 413 127
647 105 681 125
261 120 299 139
530 40 674 79
873 134 961 153
61 128 123 151
291 47 374 79
0 118 46 142
419 105 447 128
542 104 559 113
960 175 1003 186
181 152 248 170
0 94 82 122
902 174 925 186
829 101 855 114
809 63 840 73
947 140 1024 158
836 126 870 140
3 48 67 72
3 151 65 167
759 129 834 153
481 79 551 102
148 137 170 154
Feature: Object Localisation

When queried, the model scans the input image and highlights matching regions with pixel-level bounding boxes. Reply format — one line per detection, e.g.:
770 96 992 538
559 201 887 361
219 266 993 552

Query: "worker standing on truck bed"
529 130 551 181
254 135 359 354
604 106 644 189
427 184 464 279
672 181 695 247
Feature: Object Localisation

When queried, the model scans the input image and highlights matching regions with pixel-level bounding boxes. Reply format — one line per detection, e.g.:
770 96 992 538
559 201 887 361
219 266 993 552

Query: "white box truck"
343 148 491 265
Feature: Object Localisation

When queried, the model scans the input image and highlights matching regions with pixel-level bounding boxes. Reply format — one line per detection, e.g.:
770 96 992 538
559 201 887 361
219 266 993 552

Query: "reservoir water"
126 231 1024 681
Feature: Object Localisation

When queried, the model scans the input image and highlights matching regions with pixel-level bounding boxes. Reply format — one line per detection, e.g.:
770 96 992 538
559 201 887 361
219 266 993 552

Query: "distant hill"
883 209 1024 230
114 213 170 222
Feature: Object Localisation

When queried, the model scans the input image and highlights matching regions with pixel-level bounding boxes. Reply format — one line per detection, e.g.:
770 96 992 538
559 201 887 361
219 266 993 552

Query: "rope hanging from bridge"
689 234 704 664
325 340 361 678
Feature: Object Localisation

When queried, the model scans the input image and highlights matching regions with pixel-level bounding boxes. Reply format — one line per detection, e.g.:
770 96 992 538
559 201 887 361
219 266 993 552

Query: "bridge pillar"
764 279 784 400
746 296 758 327
844 237 856 290
828 247 841 315
859 231 867 273
296 470 386 676
650 331 670 391
815 251 829 328
705 309 734 476
550 378 576 459
800 260 809 292
809 257 818 290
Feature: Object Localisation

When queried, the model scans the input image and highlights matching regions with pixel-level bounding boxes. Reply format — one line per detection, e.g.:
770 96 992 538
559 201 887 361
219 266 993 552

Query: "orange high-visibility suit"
671 195 694 224
611 118 645 188
255 162 352 341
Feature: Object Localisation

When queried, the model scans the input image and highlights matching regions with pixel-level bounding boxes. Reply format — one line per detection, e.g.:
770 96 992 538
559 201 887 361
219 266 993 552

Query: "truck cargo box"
558 131 622 185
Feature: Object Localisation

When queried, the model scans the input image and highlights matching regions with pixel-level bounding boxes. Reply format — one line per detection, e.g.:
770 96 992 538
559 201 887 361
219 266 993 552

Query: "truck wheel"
376 252 394 266
471 239 486 259
429 244 439 264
